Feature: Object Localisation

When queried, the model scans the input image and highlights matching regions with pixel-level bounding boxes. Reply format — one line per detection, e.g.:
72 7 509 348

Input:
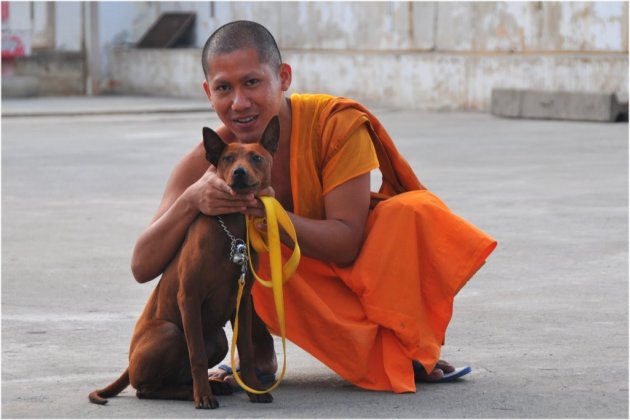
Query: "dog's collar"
216 216 247 267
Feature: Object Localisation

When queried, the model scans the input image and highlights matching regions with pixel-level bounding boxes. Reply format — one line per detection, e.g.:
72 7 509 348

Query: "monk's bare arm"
130 142 258 283
279 173 371 267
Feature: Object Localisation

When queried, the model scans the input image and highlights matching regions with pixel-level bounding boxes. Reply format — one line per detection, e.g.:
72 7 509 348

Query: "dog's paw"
247 392 273 404
195 395 220 409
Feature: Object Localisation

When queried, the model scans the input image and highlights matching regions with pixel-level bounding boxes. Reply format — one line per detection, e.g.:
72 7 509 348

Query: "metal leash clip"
231 241 247 265
231 241 248 285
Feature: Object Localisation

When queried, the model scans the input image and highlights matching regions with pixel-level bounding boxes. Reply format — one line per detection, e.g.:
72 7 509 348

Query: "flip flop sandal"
437 365 472 383
413 361 472 383
215 364 277 392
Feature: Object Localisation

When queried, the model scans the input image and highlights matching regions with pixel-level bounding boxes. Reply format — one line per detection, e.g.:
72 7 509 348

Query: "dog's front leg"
237 284 274 403
178 291 218 409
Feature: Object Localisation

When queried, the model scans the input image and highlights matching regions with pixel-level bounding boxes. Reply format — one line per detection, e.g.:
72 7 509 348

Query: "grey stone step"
491 89 628 122
1 75 39 98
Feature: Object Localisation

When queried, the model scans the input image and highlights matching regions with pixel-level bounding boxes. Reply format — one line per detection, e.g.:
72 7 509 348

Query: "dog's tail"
88 368 130 405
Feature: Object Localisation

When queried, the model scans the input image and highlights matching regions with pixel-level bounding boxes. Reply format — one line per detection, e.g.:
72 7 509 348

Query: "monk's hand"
188 166 258 216
242 186 275 219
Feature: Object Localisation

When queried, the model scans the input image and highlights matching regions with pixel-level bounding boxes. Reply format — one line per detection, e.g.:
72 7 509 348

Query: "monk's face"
203 47 291 143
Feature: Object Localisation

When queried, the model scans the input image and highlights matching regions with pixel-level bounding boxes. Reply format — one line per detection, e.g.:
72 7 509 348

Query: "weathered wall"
10 51 85 95
109 1 628 110
109 47 204 99
4 1 628 110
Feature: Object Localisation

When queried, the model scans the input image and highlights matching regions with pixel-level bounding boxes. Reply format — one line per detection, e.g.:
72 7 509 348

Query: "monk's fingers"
206 172 234 195
242 206 266 218
256 186 275 198
194 167 267 215
241 195 267 216
207 368 228 381
199 201 251 216
189 170 231 211
195 187 257 215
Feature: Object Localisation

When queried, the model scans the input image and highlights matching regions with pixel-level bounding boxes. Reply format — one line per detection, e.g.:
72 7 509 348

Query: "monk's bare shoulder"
170 126 232 192
172 142 210 186
171 125 236 187
153 142 208 215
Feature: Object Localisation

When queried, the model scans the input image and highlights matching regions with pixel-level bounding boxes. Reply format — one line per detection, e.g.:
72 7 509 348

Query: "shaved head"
201 20 282 79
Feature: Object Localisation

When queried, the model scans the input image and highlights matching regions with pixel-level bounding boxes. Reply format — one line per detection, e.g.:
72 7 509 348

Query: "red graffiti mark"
1 1 9 23
2 33 25 58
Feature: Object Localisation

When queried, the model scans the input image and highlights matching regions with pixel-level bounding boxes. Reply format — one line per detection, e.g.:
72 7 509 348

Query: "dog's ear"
202 127 226 167
260 116 280 155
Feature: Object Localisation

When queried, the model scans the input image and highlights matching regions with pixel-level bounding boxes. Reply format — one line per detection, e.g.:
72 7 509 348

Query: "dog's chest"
195 214 248 327
200 282 240 329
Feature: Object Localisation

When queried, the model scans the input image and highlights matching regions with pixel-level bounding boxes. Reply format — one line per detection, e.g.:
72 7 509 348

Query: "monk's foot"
207 340 277 385
206 365 238 390
413 359 457 383
208 364 230 382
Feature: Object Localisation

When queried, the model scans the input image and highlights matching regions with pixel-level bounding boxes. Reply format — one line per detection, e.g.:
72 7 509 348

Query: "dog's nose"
233 167 247 178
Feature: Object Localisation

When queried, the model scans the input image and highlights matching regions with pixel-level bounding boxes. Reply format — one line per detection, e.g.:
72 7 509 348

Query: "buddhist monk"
131 20 497 394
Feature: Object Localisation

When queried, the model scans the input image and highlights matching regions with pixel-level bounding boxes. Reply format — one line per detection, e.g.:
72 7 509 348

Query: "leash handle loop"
230 196 300 395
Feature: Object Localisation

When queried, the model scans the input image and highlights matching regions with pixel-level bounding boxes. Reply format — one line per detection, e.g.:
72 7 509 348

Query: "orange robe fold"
252 93 497 393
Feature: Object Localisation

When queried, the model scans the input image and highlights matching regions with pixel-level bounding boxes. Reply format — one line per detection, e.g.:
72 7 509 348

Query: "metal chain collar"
216 216 248 283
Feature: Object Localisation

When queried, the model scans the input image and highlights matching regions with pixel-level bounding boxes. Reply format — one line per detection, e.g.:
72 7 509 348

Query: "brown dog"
88 117 280 409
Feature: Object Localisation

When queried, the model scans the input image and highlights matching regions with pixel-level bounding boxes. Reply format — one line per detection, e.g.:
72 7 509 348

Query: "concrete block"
491 89 628 122
1 75 39 98
10 52 84 96
109 47 203 97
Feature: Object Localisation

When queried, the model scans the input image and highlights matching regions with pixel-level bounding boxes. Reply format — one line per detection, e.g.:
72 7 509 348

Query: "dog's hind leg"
129 320 195 401
136 385 193 401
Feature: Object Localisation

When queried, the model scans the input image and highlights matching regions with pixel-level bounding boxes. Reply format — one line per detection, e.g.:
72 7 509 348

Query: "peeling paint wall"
7 1 628 109
282 1 629 109
111 1 627 110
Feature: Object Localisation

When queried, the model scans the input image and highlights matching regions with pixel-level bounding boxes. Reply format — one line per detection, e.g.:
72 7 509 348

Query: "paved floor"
1 96 628 418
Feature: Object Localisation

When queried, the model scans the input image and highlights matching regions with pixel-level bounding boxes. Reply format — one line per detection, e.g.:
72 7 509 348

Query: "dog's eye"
223 155 235 164
251 154 262 163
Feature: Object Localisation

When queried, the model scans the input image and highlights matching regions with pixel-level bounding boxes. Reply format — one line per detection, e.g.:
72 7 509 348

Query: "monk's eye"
245 79 260 88
214 84 230 93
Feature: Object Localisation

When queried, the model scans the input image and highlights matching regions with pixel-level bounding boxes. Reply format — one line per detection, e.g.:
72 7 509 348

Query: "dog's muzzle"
230 167 256 193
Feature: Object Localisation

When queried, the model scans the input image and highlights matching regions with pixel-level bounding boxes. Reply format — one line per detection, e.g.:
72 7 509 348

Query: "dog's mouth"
230 180 261 195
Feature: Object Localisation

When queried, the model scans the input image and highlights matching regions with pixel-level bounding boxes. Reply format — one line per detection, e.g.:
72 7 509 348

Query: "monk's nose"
232 88 251 111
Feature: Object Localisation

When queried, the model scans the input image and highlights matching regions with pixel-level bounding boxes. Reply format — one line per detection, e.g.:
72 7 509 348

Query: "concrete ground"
1 96 628 418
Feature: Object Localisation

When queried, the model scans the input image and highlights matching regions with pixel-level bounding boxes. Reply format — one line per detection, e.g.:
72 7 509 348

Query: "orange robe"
252 93 497 393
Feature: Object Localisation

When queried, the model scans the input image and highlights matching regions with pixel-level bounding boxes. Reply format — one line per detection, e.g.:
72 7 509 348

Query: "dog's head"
202 116 279 195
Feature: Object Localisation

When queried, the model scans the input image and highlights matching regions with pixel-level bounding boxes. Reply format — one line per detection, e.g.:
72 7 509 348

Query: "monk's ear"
202 127 225 167
278 63 292 91
260 116 280 155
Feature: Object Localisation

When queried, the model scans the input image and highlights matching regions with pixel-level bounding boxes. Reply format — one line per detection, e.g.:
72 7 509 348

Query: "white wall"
55 2 81 51
2 1 32 55
4 1 628 109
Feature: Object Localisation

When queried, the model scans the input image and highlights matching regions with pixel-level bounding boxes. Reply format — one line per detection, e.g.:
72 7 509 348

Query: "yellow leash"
230 196 300 394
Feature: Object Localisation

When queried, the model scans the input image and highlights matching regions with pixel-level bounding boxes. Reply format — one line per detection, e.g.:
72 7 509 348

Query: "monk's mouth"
233 115 258 127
